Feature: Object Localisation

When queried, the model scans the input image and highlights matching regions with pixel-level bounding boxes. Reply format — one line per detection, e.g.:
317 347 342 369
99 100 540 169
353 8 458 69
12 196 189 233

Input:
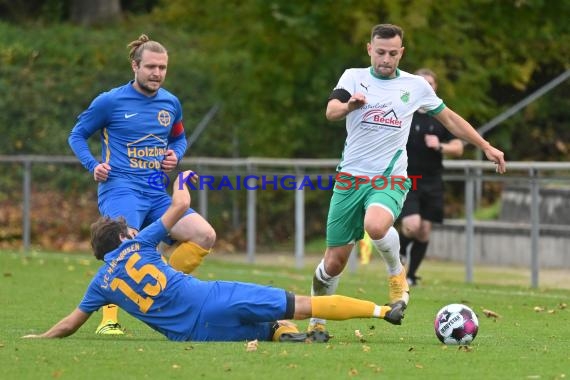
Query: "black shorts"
400 176 444 223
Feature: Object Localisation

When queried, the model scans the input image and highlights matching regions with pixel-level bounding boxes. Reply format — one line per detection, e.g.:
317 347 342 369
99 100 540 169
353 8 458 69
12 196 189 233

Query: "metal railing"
2 155 570 287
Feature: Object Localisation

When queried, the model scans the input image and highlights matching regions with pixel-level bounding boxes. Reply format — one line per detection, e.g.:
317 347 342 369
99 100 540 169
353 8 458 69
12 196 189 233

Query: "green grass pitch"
0 250 568 380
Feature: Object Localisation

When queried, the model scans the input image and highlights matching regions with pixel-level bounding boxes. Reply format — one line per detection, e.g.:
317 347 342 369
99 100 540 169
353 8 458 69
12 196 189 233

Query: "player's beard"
136 77 162 96
374 65 395 78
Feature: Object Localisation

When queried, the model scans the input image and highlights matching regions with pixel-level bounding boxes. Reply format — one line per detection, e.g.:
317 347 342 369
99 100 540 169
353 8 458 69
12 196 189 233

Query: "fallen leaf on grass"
367 364 383 373
482 308 501 318
246 340 258 352
354 329 366 343
533 306 545 312
354 329 362 337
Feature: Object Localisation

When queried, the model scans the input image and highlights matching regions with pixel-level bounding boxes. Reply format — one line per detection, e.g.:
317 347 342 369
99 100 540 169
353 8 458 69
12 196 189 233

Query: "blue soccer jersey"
79 220 207 340
68 81 187 194
79 219 289 341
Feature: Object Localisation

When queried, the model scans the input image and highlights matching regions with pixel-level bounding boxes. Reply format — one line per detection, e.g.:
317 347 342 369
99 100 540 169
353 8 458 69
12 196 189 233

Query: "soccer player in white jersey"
308 24 506 333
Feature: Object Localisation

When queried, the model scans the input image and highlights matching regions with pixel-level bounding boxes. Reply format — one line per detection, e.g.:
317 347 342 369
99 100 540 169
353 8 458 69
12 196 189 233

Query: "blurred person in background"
399 68 464 286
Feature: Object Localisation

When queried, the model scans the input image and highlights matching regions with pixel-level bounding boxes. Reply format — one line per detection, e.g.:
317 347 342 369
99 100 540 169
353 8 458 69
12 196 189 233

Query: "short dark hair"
371 24 404 41
90 216 129 260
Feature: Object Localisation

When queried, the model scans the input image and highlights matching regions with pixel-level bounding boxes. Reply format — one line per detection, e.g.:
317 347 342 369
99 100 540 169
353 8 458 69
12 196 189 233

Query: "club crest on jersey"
400 90 410 103
158 110 171 127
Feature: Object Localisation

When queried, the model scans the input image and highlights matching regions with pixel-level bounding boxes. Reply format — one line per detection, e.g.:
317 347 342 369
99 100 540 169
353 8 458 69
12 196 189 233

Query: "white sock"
310 259 341 326
311 259 341 296
373 305 382 318
372 226 403 276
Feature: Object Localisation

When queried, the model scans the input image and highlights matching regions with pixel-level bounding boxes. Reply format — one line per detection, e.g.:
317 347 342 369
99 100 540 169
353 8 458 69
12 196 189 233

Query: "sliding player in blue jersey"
68 35 216 335
23 171 405 342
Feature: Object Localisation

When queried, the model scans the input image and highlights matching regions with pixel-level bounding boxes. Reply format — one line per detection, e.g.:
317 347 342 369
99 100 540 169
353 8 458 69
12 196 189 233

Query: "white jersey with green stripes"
334 67 445 177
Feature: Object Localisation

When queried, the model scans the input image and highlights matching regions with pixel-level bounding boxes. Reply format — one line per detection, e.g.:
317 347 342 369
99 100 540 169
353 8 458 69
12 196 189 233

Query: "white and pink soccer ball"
434 303 479 345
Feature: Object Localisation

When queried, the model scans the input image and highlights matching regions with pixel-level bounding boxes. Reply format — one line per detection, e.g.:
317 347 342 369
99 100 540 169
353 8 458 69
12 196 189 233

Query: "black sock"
408 240 428 279
399 233 412 257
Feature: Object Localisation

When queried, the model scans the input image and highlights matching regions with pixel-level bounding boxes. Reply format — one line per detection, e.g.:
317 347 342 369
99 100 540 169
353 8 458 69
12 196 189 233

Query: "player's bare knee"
172 226 216 251
366 225 391 240
200 227 216 250
417 223 431 241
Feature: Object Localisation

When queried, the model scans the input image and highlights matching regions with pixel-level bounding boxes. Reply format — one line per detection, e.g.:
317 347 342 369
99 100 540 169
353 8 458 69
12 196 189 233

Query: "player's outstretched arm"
160 170 192 231
435 108 506 173
22 308 91 339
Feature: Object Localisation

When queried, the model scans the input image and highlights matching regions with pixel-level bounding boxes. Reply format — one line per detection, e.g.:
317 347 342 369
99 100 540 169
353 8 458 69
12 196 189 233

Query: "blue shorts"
191 281 294 341
98 187 195 241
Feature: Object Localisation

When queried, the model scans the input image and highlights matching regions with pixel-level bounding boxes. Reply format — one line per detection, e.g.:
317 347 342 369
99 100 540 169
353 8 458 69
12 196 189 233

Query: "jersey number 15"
110 253 167 313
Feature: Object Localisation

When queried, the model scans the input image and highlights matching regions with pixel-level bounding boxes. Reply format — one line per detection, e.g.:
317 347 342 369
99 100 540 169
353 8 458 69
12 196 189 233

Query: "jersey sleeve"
68 93 112 173
134 218 169 252
167 97 187 161
78 276 108 313
416 79 445 116
334 69 357 96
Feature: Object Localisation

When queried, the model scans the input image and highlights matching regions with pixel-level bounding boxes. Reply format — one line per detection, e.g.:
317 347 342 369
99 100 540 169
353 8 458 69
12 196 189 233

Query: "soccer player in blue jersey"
23 171 405 342
68 35 216 334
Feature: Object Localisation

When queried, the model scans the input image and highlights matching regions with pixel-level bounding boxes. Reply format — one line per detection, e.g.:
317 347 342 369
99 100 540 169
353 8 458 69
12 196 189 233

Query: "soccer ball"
434 303 479 345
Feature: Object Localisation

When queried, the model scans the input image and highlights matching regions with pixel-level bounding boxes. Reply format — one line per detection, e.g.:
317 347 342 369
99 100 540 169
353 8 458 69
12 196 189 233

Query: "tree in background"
154 0 569 161
0 0 568 250
0 0 157 24
1 0 568 160
70 0 121 26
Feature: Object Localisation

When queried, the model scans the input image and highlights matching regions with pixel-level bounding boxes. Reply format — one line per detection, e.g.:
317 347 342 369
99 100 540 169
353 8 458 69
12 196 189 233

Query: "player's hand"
161 150 179 172
424 134 441 150
22 334 41 339
483 146 506 174
347 93 366 112
181 169 199 184
93 163 111 182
